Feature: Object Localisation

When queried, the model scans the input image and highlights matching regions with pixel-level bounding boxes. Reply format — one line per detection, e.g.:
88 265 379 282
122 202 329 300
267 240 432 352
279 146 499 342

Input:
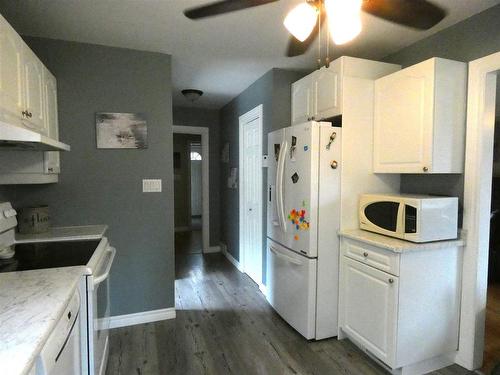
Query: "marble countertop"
15 224 108 243
0 266 85 375
339 229 465 253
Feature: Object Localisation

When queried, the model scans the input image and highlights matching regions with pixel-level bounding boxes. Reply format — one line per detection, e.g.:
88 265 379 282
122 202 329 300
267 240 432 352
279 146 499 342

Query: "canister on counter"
17 205 50 234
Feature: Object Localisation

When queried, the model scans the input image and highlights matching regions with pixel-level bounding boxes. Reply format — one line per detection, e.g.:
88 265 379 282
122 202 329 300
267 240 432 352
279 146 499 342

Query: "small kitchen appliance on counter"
0 201 114 375
359 193 458 242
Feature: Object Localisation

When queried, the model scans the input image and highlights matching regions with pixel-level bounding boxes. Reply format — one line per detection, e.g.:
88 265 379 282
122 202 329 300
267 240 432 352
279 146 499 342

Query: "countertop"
15 224 108 243
0 266 86 375
339 229 465 253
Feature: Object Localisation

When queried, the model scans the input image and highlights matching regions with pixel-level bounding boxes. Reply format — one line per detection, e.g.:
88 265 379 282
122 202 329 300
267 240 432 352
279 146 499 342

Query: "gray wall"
0 37 174 316
383 3 500 218
173 107 221 246
219 68 304 284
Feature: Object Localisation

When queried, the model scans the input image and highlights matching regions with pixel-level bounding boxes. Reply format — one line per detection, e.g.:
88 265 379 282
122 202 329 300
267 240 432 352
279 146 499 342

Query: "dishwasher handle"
94 246 116 285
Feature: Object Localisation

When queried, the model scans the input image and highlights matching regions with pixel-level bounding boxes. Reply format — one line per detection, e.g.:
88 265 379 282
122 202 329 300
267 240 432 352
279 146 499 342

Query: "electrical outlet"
142 179 162 193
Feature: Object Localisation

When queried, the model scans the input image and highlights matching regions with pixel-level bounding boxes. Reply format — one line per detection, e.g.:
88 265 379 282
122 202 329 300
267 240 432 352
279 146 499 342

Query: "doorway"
481 74 500 374
172 126 210 255
239 105 263 287
460 52 500 371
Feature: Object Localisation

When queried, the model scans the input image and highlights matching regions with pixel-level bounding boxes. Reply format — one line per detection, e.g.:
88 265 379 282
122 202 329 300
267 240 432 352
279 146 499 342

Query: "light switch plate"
142 179 162 193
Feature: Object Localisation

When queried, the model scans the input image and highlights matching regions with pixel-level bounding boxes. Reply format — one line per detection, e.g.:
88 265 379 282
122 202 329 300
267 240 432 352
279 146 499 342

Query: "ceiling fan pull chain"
317 4 321 69
325 13 330 68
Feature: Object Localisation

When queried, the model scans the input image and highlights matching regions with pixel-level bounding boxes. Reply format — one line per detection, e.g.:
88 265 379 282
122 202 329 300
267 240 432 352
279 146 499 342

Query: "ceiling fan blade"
362 0 447 30
286 11 324 57
184 0 278 19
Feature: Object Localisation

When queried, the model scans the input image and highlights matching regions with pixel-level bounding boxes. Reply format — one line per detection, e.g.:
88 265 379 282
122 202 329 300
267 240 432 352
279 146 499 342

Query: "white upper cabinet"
0 13 64 184
22 46 46 134
43 68 60 174
291 56 400 125
314 61 341 120
373 58 467 174
0 16 23 126
291 74 313 125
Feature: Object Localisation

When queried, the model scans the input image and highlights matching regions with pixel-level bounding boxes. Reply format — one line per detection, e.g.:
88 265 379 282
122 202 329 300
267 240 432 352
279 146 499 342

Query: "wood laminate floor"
106 251 473 375
482 283 500 374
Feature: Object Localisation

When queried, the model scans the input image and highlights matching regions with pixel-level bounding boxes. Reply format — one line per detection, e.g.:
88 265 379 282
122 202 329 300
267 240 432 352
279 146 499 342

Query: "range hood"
0 122 70 151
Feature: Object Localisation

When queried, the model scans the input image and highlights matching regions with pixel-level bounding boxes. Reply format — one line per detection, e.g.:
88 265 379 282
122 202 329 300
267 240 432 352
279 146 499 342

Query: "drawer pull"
388 278 394 284
363 252 368 257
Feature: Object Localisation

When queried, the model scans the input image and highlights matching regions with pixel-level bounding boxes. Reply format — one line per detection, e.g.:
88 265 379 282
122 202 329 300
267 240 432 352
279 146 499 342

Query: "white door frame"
173 125 210 253
239 105 264 286
458 51 500 370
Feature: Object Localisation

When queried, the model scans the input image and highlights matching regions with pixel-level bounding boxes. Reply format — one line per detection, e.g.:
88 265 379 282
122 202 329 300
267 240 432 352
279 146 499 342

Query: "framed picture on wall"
96 112 148 149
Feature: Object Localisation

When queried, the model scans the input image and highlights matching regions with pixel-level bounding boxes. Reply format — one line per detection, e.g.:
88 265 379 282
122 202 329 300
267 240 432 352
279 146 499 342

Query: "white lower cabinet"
339 236 462 375
341 257 398 366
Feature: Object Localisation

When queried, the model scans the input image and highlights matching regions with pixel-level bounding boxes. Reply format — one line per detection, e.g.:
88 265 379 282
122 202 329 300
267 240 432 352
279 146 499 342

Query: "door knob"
330 160 338 169
363 252 368 257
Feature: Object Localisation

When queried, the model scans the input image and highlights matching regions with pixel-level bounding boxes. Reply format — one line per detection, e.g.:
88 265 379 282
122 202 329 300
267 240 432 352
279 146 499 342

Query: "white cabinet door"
22 46 46 134
340 257 398 367
0 17 24 125
373 62 433 173
291 75 312 125
314 64 341 120
43 68 60 174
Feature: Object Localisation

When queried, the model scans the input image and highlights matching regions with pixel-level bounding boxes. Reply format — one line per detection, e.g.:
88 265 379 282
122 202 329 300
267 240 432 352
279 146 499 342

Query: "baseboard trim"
259 283 267 297
205 245 221 253
221 242 243 272
109 307 176 329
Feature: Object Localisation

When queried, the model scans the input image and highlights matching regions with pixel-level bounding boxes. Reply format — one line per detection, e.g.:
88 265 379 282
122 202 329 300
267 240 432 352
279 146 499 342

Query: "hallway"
106 252 471 375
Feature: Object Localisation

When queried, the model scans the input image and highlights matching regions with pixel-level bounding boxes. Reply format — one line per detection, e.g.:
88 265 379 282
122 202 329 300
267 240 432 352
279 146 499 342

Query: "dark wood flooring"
482 283 500 374
106 250 474 375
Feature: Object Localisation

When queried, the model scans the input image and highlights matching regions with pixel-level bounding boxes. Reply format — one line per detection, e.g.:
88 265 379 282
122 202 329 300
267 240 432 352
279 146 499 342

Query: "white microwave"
359 194 458 243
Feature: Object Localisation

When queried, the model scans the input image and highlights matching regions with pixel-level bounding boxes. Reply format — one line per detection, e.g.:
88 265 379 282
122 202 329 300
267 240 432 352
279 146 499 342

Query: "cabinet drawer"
343 239 400 276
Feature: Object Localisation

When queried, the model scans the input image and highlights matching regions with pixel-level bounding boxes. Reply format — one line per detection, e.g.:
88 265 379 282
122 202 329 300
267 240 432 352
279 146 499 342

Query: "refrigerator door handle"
269 245 303 265
276 140 288 233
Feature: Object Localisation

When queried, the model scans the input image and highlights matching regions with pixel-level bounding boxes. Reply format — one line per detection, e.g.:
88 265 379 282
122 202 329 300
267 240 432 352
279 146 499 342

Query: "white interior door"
239 105 263 286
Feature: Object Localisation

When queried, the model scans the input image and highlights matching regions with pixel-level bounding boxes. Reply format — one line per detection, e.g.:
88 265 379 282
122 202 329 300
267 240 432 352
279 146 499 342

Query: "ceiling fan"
184 0 447 58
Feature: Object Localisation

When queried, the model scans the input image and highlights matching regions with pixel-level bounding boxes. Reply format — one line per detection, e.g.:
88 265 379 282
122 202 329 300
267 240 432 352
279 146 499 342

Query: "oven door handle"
93 246 116 285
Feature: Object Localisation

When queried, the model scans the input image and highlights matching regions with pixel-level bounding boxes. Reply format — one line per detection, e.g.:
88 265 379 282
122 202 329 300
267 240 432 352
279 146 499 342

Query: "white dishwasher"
36 289 82 375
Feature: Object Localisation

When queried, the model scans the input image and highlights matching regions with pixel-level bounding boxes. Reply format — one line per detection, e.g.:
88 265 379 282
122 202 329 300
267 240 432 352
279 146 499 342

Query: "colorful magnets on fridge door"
304 145 309 152
294 235 299 241
291 173 299 184
288 208 310 231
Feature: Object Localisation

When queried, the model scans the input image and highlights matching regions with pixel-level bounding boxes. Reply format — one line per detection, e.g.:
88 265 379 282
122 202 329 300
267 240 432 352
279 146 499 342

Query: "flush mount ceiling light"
182 89 203 102
183 0 446 61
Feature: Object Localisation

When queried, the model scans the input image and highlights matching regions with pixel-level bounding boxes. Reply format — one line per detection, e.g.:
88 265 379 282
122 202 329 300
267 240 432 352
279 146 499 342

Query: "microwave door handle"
398 203 405 233
94 247 116 285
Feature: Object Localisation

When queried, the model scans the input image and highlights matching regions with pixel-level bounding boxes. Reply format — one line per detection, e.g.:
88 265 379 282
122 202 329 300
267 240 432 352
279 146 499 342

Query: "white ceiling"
0 0 499 109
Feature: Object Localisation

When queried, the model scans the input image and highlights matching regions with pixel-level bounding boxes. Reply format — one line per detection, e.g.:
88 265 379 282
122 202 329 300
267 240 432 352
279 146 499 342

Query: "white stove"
0 202 114 375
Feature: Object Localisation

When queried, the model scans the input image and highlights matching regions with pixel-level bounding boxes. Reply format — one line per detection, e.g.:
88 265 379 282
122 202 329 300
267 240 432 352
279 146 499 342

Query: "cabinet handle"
423 166 429 172
388 278 394 284
28 112 33 118
21 110 27 118
330 160 338 169
363 252 368 257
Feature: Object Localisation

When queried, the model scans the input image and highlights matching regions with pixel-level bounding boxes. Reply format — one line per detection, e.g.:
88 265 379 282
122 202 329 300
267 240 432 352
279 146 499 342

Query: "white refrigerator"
266 121 341 340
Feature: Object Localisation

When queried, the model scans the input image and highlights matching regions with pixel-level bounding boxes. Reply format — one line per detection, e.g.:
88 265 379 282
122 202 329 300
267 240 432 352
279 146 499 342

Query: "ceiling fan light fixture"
283 3 318 42
325 0 362 45
182 89 203 102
